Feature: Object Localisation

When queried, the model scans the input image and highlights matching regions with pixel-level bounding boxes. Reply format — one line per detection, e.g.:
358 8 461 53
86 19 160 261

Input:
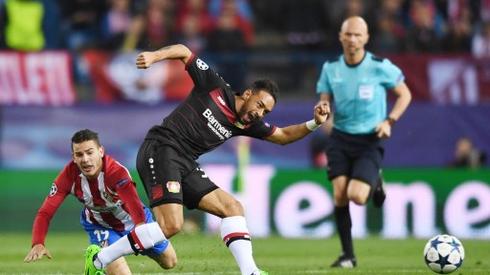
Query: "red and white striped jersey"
32 155 146 246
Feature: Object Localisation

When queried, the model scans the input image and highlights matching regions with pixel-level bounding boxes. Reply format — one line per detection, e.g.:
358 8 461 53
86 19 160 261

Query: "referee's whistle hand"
375 121 391 139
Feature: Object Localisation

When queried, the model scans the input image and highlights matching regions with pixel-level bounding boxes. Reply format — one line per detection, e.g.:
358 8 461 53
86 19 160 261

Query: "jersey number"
94 230 110 242
197 167 208 178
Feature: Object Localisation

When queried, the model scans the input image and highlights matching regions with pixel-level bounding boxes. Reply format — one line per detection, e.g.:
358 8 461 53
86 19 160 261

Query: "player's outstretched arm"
265 101 330 145
24 244 52 263
136 44 193 69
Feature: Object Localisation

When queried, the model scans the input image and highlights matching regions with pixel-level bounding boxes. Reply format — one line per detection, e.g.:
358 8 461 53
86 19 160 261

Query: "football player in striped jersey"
24 129 176 275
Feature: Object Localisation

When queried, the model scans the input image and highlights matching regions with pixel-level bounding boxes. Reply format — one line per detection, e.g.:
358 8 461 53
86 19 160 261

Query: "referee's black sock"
334 205 354 258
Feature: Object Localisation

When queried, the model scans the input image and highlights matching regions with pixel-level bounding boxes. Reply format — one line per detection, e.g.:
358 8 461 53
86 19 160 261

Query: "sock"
369 177 381 199
334 205 354 258
221 216 258 275
95 222 166 268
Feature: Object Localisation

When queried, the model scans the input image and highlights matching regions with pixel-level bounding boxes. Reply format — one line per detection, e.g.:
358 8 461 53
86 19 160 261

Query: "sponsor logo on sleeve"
116 178 129 188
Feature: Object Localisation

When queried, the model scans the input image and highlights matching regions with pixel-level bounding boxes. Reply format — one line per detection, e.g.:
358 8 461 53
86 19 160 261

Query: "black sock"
334 205 354 258
370 177 382 198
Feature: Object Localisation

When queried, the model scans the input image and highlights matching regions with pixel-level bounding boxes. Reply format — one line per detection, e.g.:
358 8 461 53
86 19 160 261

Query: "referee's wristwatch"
386 116 397 126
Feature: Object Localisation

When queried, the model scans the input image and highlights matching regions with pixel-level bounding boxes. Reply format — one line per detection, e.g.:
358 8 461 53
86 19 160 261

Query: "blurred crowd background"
3 0 490 54
2 0 490 99
0 0 489 170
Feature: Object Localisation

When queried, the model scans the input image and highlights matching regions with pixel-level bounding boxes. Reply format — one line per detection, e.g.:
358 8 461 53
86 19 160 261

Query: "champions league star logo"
196 58 209 70
49 183 58 197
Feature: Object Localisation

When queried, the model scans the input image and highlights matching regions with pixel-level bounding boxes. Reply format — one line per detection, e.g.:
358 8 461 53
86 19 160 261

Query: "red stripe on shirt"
210 89 237 124
88 178 106 207
100 212 125 232
86 209 102 226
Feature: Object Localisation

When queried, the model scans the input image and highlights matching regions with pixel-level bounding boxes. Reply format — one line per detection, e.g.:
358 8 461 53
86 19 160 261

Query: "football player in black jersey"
131 44 329 275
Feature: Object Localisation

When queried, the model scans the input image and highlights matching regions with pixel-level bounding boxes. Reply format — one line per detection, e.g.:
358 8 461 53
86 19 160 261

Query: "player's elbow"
36 209 52 221
175 44 192 59
269 133 295 145
281 139 295 145
175 43 190 52
274 139 290 146
277 133 302 145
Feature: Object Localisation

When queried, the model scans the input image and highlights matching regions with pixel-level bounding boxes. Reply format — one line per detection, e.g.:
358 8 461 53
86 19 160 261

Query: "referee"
316 16 412 268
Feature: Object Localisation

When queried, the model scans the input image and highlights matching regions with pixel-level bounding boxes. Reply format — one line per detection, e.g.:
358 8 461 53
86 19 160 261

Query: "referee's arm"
387 82 411 122
376 82 412 138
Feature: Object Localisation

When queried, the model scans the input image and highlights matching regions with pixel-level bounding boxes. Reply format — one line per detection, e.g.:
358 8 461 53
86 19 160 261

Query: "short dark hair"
250 79 279 104
71 129 101 150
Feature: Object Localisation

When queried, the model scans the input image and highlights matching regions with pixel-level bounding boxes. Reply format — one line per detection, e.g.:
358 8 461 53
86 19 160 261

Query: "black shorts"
136 139 219 209
326 128 384 187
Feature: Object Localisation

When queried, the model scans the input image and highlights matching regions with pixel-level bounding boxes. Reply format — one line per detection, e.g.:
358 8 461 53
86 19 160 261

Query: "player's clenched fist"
136 52 156 69
315 100 330 116
314 100 330 124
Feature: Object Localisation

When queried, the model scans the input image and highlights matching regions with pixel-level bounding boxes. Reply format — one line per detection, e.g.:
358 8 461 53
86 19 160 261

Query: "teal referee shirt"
316 52 404 134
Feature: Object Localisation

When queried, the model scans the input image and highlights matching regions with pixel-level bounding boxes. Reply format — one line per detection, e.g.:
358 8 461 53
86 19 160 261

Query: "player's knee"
106 258 131 275
347 192 368 205
160 255 177 269
163 222 183 237
155 220 183 238
222 199 244 217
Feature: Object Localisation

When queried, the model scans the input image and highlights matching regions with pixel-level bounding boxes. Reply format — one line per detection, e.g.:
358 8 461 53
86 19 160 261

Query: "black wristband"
387 117 396 126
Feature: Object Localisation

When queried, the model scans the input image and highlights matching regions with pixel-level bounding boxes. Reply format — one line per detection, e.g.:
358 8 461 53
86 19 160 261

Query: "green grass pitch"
1 232 488 274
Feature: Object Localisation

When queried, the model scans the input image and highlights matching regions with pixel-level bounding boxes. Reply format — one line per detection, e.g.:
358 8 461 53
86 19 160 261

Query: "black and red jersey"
145 54 277 159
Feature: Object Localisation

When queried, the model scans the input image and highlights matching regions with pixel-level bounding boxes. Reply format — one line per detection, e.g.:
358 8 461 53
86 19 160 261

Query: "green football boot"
84 244 105 275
